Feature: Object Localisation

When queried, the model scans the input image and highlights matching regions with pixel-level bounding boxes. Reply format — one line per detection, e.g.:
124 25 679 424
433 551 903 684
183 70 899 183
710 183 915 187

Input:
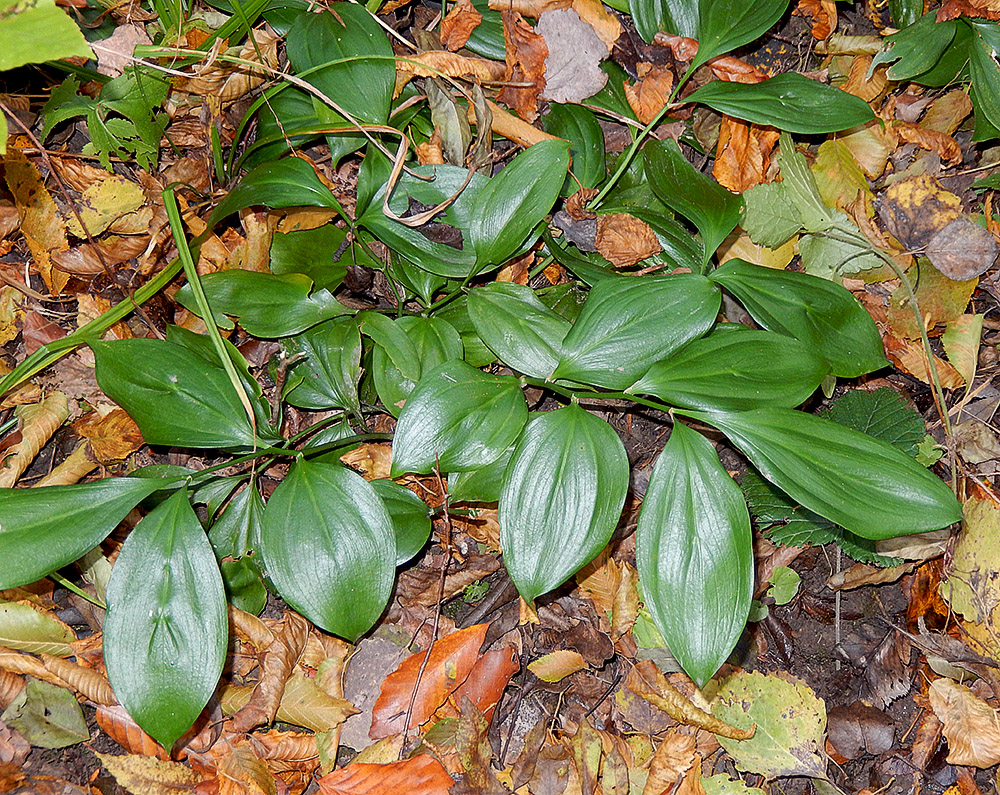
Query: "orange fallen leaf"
437 646 519 722
713 116 780 192
929 678 1000 767
416 129 446 166
466 98 565 149
497 10 547 123
594 213 661 268
644 729 697 795
528 649 586 682
317 754 453 795
440 0 482 51
72 406 144 464
937 0 1000 20
883 334 966 390
96 706 170 760
572 0 620 48
623 63 674 125
370 623 489 739
652 32 768 83
892 123 963 167
793 0 837 40
844 55 889 104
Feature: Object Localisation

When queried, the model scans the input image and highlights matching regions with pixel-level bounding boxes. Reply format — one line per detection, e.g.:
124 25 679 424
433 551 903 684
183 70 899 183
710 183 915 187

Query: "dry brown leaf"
96 705 170 759
487 0 571 15
925 217 999 281
713 116 779 192
827 561 917 591
340 443 393 480
94 23 151 77
0 670 25 711
528 649 586 682
929 678 1000 767
878 174 962 250
572 0 620 48
466 98 564 148
594 213 661 268
643 729 696 795
49 157 109 193
73 406 144 463
497 10 547 122
440 0 482 51
0 286 23 347
39 652 115 705
213 737 278 795
883 334 966 389
938 0 1000 20
844 55 889 104
537 8 609 104
0 723 29 766
793 0 837 39
439 645 519 724
95 751 203 795
628 660 754 739
894 123 963 166
223 672 358 735
623 63 674 125
0 202 19 240
0 392 70 489
416 129 446 166
318 753 454 795
396 51 506 91
612 561 639 640
651 32 768 83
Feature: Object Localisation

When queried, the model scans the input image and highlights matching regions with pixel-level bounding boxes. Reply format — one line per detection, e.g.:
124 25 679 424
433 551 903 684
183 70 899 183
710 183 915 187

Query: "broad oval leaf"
499 404 628 604
284 317 363 412
709 259 888 378
259 459 395 641
636 420 753 687
542 104 606 194
269 224 350 292
91 339 258 450
644 139 742 266
629 0 698 42
0 477 168 589
626 326 829 411
471 140 570 268
552 273 720 389
104 489 227 749
391 360 528 476
693 0 792 71
686 407 962 540
684 73 874 134
448 445 514 504
467 282 571 379
176 271 349 338
370 479 432 566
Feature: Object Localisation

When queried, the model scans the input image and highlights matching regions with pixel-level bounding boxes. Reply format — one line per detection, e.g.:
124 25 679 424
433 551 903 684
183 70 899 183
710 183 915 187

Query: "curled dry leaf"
340 443 393 481
793 0 837 40
0 722 30 766
395 51 507 94
223 671 358 734
893 123 963 167
643 729 697 795
440 0 482 51
96 705 170 760
318 753 454 795
40 653 115 705
0 392 70 489
929 677 1000 767
826 702 895 761
498 10 548 122
416 129 446 166
72 406 144 464
827 561 917 591
844 55 889 105
466 97 565 149
713 117 780 193
883 334 966 390
487 0 571 15
594 213 661 268
612 561 639 640
937 0 1000 20
624 63 674 125
528 649 586 682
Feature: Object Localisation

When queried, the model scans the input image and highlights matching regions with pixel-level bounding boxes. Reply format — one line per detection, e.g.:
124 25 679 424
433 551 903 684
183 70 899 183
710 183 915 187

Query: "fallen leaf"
827 561 917 590
441 645 519 721
717 229 797 270
528 649 586 682
953 421 1000 464
94 23 152 77
96 705 170 759
370 623 488 738
440 0 482 51
487 0 571 15
793 0 837 39
711 670 827 780
466 96 565 149
0 287 23 347
72 406 144 463
0 723 29 766
63 175 145 238
612 561 639 640
893 123 963 167
942 314 984 390
713 117 779 193
920 90 973 135
594 213 660 268
925 218 999 281
844 54 888 104
886 260 977 340
643 729 696 794
624 63 674 125
455 697 507 794
878 175 962 251
498 11 547 122
937 0 1000 20
95 751 202 794
571 0 620 48
416 129 446 166
883 334 966 390
395 51 507 92
39 653 114 705
834 123 894 180
929 678 1000 767
826 702 895 761
537 8 608 104
812 138 873 212
317 754 453 795
341 443 393 481
0 392 70 489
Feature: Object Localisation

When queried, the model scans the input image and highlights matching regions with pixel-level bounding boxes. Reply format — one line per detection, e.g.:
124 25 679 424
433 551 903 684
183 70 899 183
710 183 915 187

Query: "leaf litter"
2 0 1000 793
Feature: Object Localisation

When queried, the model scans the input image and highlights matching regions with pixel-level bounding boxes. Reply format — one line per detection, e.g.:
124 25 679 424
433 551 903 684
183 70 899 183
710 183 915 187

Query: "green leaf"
889 0 921 27
768 566 800 605
91 339 258 450
1 680 88 749
692 0 791 72
465 0 505 60
552 273 720 390
797 216 883 277
685 73 874 134
370 479 431 565
818 387 925 457
471 140 570 268
370 316 463 417
207 158 343 230
542 104 606 194
467 282 571 379
709 259 888 378
434 296 496 368
447 445 514 504
284 317 363 412
644 139 742 267
774 133 834 233
629 0 698 41
259 460 395 641
626 326 828 412
104 490 227 749
636 421 752 688
969 26 1000 142
0 478 174 590
390 361 528 476
870 12 956 81
176 271 349 338
687 407 962 540
208 484 267 615
500 404 628 604
358 311 421 382
740 182 802 249
0 601 75 656
0 0 93 71
269 224 349 292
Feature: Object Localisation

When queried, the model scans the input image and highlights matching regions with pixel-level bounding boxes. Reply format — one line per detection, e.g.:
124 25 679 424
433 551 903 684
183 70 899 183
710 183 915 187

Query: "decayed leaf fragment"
793 0 837 39
537 8 608 104
497 10 548 122
713 118 780 193
440 0 482 51
594 213 661 268
95 751 203 794
0 391 70 489
623 63 674 125
928 678 1000 767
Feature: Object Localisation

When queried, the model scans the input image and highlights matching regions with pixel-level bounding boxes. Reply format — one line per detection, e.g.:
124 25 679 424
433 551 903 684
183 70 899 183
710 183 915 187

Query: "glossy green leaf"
467 282 571 379
391 361 528 476
644 139 742 266
371 316 463 417
104 490 227 749
970 26 1000 142
260 460 394 641
465 0 505 60
269 224 350 291
208 484 267 615
448 445 514 504
206 158 342 230
370 479 431 565
627 326 828 411
176 271 349 338
870 12 956 81
685 407 963 540
358 311 421 382
91 339 258 450
472 140 570 268
500 404 628 604
889 0 921 27
684 73 874 134
434 296 496 368
636 420 752 687
709 259 887 378
542 104 606 195
629 0 698 41
692 0 791 71
626 209 703 273
553 274 720 389
0 478 170 589
284 317 363 412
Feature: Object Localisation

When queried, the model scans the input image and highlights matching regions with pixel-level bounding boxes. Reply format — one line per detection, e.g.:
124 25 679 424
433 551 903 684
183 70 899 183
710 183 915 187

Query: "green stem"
520 377 677 415
49 572 106 610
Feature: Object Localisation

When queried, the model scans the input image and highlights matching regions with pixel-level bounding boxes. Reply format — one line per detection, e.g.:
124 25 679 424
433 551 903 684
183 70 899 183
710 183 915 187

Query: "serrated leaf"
0 477 171 590
91 338 259 450
688 407 962 540
798 215 884 277
370 479 431 566
391 360 527 476
818 387 926 457
104 489 228 749
284 317 363 412
467 282 571 379
692 0 792 72
627 326 828 412
709 259 887 378
500 404 628 604
775 133 834 233
636 421 753 688
740 181 803 249
711 670 827 780
685 73 874 134
553 273 720 389
259 460 394 641
0 0 93 71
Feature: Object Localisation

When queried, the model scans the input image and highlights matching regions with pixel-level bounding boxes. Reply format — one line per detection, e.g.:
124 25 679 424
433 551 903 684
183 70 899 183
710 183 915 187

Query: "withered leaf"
537 9 608 104
826 702 895 761
713 116 780 193
498 10 547 123
878 175 962 250
925 218 999 281
929 677 1000 767
440 0 482 50
623 63 674 126
594 213 661 268
317 754 454 795
793 0 837 39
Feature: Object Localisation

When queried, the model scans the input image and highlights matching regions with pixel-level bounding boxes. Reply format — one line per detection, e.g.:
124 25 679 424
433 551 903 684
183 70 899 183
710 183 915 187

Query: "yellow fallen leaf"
63 175 145 238
528 649 586 682
929 678 1000 768
0 391 70 488
95 751 202 795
